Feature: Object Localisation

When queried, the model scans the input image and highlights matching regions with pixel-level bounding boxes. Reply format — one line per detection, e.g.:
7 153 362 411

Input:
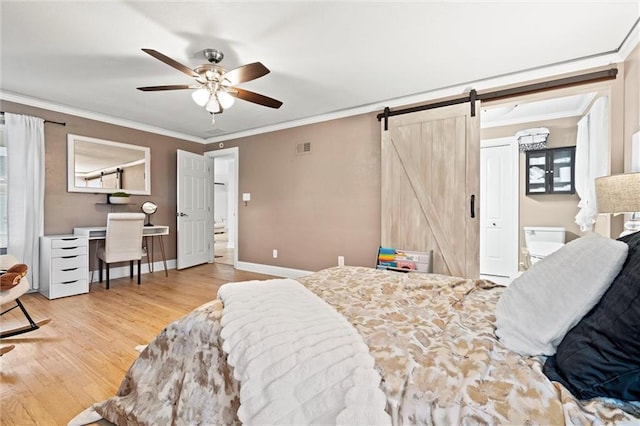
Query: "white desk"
73 225 169 277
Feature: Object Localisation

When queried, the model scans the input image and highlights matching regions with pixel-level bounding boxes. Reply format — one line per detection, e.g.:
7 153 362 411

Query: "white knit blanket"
217 278 391 426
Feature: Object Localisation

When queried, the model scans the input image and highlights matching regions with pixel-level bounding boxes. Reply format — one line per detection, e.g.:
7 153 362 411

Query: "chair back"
103 213 145 263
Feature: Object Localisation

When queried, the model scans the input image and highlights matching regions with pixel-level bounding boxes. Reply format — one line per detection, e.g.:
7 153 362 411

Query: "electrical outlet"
273 249 278 258
338 256 344 266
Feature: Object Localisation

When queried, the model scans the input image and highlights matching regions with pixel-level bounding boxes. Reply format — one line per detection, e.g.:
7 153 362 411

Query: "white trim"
0 91 205 144
89 257 314 281
480 137 520 280
205 147 239 268
479 274 513 286
2 39 637 145
618 17 640 61
206 49 631 143
235 261 314 280
631 131 640 173
481 93 597 129
88 258 176 283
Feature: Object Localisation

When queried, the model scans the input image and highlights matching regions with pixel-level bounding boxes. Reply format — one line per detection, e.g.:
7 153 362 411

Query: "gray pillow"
495 234 627 356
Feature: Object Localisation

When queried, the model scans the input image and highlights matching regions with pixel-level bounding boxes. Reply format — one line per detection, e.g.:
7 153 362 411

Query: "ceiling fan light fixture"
217 91 235 109
138 48 283 123
192 87 210 106
205 97 221 113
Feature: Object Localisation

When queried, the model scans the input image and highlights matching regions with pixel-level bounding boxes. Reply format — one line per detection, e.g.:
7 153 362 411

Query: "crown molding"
617 17 640 61
3 29 638 146
0 91 206 144
205 48 632 143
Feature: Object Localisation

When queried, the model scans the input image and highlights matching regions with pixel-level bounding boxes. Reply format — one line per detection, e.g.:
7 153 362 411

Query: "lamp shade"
191 87 210 107
205 97 221 113
595 172 640 213
217 91 235 109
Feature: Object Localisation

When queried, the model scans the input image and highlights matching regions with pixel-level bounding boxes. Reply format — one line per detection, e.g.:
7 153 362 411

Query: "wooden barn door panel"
381 103 480 278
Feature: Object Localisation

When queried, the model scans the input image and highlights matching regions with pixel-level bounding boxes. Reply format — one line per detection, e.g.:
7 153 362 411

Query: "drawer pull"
62 267 78 272
60 246 79 250
62 237 78 241
61 255 79 259
61 280 79 285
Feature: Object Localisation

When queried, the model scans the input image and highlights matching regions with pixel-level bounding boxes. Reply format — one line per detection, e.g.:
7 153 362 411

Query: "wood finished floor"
0 263 274 425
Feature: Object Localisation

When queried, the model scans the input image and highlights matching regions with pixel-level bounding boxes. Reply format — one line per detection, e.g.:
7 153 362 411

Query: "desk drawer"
52 255 86 272
51 264 87 284
49 279 89 299
52 246 87 258
52 237 87 249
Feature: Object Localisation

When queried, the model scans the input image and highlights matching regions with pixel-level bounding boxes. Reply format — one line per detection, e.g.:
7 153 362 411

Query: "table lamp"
595 172 640 236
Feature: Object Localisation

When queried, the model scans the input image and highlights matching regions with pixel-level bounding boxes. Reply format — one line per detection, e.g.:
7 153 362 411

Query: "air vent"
296 141 312 155
204 128 226 136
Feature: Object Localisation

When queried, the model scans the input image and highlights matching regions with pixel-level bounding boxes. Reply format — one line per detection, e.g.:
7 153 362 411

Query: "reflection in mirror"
67 134 151 195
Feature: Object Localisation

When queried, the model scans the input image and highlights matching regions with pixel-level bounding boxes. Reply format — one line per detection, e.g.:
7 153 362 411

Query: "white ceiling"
1 1 638 143
481 92 597 128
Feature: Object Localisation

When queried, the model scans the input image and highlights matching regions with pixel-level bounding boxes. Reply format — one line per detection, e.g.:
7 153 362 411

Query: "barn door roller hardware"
378 68 618 130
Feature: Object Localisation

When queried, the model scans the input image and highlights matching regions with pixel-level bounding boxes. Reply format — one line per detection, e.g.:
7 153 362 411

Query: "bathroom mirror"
67 134 151 195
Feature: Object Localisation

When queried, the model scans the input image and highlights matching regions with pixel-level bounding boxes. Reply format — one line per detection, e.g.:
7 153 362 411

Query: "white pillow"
495 234 628 356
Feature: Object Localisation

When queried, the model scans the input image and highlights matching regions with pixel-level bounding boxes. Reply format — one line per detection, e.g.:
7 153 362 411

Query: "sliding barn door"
381 103 480 278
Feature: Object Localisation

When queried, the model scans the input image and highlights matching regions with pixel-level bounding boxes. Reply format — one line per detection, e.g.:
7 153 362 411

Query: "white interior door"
177 149 213 269
480 138 518 279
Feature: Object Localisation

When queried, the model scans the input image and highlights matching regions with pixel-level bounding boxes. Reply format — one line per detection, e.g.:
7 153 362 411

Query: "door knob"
176 212 188 217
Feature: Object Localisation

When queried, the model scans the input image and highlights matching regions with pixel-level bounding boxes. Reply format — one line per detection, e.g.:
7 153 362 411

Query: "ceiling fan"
137 48 283 124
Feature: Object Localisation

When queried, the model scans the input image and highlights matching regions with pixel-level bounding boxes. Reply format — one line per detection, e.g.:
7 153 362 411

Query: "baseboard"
85 259 311 283
88 259 177 283
235 262 314 279
479 273 513 286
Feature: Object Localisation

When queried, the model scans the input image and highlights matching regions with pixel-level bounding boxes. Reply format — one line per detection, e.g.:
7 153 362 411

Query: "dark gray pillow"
543 231 640 401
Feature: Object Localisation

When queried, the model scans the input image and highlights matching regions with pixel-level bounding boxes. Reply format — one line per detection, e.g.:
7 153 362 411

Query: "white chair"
97 213 145 289
0 255 51 341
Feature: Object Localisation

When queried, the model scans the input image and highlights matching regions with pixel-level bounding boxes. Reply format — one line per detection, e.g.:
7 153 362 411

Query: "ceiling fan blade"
137 84 199 91
233 88 283 109
223 62 270 85
141 48 199 79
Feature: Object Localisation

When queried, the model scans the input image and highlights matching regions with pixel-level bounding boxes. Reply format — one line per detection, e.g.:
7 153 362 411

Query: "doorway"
206 147 239 267
480 89 606 284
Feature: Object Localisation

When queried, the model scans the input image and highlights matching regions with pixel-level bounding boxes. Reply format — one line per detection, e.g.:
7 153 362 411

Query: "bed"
70 234 640 425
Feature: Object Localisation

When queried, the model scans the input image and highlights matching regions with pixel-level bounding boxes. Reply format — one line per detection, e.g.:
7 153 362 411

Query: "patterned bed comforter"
93 266 640 425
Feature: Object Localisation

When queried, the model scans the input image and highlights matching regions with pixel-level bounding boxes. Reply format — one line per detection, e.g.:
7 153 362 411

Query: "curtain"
574 97 609 232
5 113 45 289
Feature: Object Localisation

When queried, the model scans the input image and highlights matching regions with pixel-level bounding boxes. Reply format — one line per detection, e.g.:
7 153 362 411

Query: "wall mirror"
67 134 151 195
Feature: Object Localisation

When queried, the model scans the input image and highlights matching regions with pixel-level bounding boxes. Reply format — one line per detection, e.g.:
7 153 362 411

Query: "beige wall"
2 48 637 275
209 63 635 273
207 114 382 271
0 100 204 268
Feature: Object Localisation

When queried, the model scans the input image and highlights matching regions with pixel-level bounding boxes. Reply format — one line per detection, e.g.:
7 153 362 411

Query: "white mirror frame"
67 134 151 195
